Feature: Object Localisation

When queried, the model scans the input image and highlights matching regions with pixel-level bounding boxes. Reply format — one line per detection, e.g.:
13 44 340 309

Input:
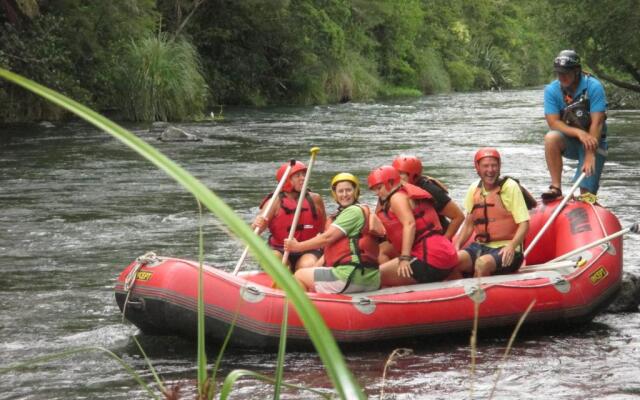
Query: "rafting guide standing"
542 49 608 201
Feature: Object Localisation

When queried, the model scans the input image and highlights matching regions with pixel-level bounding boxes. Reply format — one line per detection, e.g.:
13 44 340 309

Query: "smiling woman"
284 172 382 294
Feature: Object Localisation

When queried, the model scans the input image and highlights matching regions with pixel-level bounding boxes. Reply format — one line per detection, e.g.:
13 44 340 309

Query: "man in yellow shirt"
450 148 530 278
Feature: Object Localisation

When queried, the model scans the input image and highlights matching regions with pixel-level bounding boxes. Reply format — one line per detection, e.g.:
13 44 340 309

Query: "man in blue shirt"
542 49 608 200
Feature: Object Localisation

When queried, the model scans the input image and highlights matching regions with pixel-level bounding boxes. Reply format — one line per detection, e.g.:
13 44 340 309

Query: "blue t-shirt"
543 74 607 136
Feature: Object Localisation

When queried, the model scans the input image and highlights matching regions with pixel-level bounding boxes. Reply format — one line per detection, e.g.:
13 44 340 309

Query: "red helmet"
474 147 501 168
368 165 401 191
392 155 422 183
276 160 306 192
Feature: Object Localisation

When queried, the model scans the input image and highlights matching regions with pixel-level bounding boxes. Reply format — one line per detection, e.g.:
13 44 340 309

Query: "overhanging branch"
590 65 640 93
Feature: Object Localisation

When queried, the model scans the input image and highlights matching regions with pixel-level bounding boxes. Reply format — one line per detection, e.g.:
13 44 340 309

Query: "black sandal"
541 185 562 202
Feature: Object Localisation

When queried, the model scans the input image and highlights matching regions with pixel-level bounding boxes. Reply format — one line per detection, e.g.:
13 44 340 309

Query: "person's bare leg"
295 253 319 270
447 250 473 280
474 254 497 277
293 268 314 291
544 131 566 190
379 258 418 286
377 241 397 264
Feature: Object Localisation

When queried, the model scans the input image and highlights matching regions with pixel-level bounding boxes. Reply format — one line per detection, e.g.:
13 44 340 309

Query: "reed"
468 279 481 399
488 299 536 399
379 348 413 399
467 279 536 400
0 68 364 399
219 370 332 399
207 301 241 400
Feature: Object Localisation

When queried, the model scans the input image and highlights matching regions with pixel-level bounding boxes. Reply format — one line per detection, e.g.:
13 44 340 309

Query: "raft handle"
357 298 371 306
126 297 146 311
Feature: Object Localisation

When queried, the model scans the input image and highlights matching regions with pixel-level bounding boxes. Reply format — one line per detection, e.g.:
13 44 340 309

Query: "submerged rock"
158 126 201 142
607 272 640 312
149 121 169 133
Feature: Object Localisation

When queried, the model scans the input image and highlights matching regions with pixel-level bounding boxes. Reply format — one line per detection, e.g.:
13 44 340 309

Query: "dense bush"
117 34 208 121
1 0 559 122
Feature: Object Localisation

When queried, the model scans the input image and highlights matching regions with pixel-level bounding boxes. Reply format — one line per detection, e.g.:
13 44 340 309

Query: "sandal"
541 185 562 202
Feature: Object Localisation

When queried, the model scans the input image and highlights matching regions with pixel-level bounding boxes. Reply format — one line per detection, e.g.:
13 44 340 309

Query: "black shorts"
270 246 322 268
408 258 451 283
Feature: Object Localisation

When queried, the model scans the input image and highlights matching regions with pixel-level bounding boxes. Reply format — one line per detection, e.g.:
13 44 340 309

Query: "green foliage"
414 48 451 94
118 34 208 121
45 0 158 109
0 0 158 122
469 41 512 89
379 85 423 98
371 0 424 87
1 0 561 122
0 15 90 121
447 60 475 92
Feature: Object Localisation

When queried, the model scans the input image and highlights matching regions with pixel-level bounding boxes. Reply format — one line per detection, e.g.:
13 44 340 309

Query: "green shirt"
329 205 380 290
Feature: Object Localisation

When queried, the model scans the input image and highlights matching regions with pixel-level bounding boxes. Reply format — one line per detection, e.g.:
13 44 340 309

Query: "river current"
1 88 639 399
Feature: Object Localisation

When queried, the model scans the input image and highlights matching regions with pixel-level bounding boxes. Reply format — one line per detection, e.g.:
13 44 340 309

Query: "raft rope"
122 251 161 322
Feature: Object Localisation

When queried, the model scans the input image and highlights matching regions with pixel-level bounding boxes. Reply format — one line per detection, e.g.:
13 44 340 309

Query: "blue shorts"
558 131 608 194
462 242 523 275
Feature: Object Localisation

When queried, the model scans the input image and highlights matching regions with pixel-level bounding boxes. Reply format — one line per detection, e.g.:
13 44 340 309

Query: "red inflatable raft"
115 199 625 348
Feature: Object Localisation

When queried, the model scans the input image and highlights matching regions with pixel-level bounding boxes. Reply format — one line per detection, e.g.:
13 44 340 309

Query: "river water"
1 88 639 399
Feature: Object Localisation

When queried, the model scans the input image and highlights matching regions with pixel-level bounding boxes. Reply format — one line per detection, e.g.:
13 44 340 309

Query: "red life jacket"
471 178 518 243
323 205 379 268
262 192 323 248
376 183 443 259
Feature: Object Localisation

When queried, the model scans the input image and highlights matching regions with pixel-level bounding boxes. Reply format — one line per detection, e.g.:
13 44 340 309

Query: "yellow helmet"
330 172 360 201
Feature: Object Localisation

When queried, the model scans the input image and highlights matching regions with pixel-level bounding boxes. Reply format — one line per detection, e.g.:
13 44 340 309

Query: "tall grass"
0 68 364 400
119 33 208 121
414 47 451 94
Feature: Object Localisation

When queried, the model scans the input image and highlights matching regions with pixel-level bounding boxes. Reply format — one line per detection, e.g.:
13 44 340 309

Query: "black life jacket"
562 87 591 131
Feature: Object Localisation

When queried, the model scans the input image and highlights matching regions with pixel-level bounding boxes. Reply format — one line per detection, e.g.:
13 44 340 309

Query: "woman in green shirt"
284 173 382 293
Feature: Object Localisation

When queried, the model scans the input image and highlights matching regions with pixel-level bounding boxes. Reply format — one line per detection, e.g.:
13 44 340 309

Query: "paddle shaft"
523 172 586 258
519 260 577 272
546 223 638 263
232 160 296 275
281 147 320 267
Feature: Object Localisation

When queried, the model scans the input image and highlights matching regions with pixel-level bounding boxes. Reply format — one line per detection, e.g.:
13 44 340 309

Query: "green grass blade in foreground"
132 336 166 394
208 302 241 400
273 298 289 400
0 347 160 400
0 68 364 400
197 201 207 396
220 369 332 400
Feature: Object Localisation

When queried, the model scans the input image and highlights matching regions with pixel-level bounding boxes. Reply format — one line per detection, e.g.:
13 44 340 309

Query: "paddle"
547 222 639 263
519 260 578 272
523 172 586 258
281 147 320 268
520 222 639 271
232 159 296 275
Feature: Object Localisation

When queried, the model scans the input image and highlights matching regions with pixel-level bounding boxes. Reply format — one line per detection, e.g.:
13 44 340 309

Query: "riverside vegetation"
2 0 638 123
